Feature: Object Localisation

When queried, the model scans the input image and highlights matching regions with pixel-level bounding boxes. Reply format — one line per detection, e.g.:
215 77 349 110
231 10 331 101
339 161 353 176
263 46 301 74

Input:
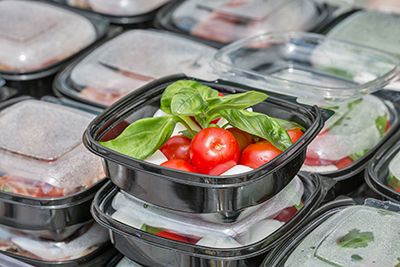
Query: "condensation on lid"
0 0 96 73
0 100 93 161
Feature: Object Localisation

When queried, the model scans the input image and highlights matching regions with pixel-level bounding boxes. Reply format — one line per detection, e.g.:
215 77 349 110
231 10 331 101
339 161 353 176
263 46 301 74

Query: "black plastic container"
0 0 109 98
92 173 325 267
51 0 172 28
0 79 18 103
83 74 325 216
154 0 332 48
0 97 107 241
365 129 400 203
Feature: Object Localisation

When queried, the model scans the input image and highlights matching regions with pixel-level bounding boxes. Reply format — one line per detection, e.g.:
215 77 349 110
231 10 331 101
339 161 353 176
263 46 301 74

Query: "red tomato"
227 128 253 152
157 230 193 243
190 128 240 174
287 129 303 143
101 121 129 142
208 160 237 176
160 135 191 161
385 121 391 132
240 141 281 169
274 206 298 223
161 159 196 172
334 157 353 169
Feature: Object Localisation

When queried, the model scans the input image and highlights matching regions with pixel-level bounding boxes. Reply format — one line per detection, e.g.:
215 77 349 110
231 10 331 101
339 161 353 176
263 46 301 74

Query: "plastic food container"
52 0 170 27
92 173 325 266
0 253 33 267
212 32 400 196
0 223 115 267
107 255 144 267
155 0 331 47
0 97 106 240
83 74 326 216
365 131 400 203
262 198 400 266
0 78 17 103
0 0 108 97
54 30 218 108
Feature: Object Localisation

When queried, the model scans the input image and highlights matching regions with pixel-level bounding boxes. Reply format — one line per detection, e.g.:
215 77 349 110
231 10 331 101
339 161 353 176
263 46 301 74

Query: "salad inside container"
0 99 105 198
156 0 328 46
55 30 218 107
263 199 400 267
0 0 105 78
212 32 400 177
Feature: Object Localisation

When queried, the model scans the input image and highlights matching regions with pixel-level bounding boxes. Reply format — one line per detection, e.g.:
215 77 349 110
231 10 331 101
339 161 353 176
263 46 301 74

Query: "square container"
52 0 171 27
155 0 331 48
212 32 400 196
83 74 326 216
0 0 108 97
262 199 400 266
0 98 106 240
54 30 218 108
92 173 325 266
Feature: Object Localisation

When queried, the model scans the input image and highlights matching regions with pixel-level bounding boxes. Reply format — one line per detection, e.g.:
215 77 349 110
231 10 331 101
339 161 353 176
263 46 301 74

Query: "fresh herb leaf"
351 254 363 261
395 257 400 267
207 91 268 112
171 89 207 116
180 130 198 139
388 173 400 192
275 118 305 131
219 109 292 151
375 114 388 137
100 116 176 160
349 149 369 161
324 67 354 80
337 229 374 248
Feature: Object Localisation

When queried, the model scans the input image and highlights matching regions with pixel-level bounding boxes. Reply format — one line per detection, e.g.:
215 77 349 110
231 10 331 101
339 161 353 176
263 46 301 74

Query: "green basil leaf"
171 89 207 116
207 91 268 111
375 114 388 137
337 229 374 248
179 130 197 139
100 116 176 160
219 109 293 151
160 80 217 114
274 118 305 131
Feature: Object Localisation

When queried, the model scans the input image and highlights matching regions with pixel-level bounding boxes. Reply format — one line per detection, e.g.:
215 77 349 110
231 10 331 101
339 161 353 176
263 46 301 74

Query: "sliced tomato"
287 129 303 143
161 159 197 172
334 157 353 169
157 231 199 243
385 121 391 133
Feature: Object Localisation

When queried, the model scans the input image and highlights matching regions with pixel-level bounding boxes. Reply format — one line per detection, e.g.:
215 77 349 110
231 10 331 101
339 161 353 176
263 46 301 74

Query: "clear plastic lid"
65 0 169 16
70 30 217 106
116 257 143 267
212 32 400 102
0 0 96 73
171 0 319 44
350 0 400 13
285 200 400 267
0 100 105 198
0 223 108 262
110 176 304 248
388 150 400 192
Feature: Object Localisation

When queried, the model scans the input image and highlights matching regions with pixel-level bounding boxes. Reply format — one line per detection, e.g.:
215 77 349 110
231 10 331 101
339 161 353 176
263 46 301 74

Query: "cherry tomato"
227 128 253 152
287 129 303 143
334 157 353 169
190 128 240 174
240 141 281 169
157 230 194 243
160 135 191 161
274 206 298 223
304 149 333 166
161 159 196 172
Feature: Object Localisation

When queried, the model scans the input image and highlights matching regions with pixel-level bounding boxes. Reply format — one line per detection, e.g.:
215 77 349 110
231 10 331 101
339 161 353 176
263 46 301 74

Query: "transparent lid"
328 11 400 56
301 95 391 173
285 201 400 267
0 0 96 73
0 223 108 262
212 32 400 102
66 0 169 16
172 0 319 44
0 253 32 267
0 100 105 198
116 257 143 267
110 176 304 248
388 150 400 191
350 0 400 13
70 30 217 106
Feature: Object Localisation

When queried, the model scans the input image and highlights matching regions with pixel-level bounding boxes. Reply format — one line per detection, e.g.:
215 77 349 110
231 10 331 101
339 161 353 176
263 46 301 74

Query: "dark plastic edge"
83 74 325 187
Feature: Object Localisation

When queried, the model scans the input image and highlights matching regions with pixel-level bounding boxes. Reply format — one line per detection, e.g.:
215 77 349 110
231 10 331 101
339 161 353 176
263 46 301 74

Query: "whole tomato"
287 128 303 143
240 141 281 169
161 159 196 172
161 135 191 161
227 128 253 152
190 128 240 174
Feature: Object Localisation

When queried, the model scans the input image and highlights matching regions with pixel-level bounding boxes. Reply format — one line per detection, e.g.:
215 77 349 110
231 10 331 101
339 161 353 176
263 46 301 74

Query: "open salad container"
0 0 108 97
262 198 400 266
92 173 325 266
365 131 400 203
54 30 217 108
83 74 325 216
0 223 116 267
212 32 400 195
51 0 170 27
0 97 106 240
155 0 331 48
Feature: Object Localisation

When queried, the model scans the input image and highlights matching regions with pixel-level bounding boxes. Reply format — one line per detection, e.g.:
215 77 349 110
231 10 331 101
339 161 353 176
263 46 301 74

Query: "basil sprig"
101 80 296 160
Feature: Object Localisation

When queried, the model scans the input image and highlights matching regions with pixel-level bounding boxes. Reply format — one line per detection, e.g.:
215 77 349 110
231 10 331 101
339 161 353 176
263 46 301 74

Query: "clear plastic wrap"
0 100 105 198
0 0 96 73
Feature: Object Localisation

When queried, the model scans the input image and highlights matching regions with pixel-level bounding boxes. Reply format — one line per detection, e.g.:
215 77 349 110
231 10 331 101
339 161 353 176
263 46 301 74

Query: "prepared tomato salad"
100 80 304 176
